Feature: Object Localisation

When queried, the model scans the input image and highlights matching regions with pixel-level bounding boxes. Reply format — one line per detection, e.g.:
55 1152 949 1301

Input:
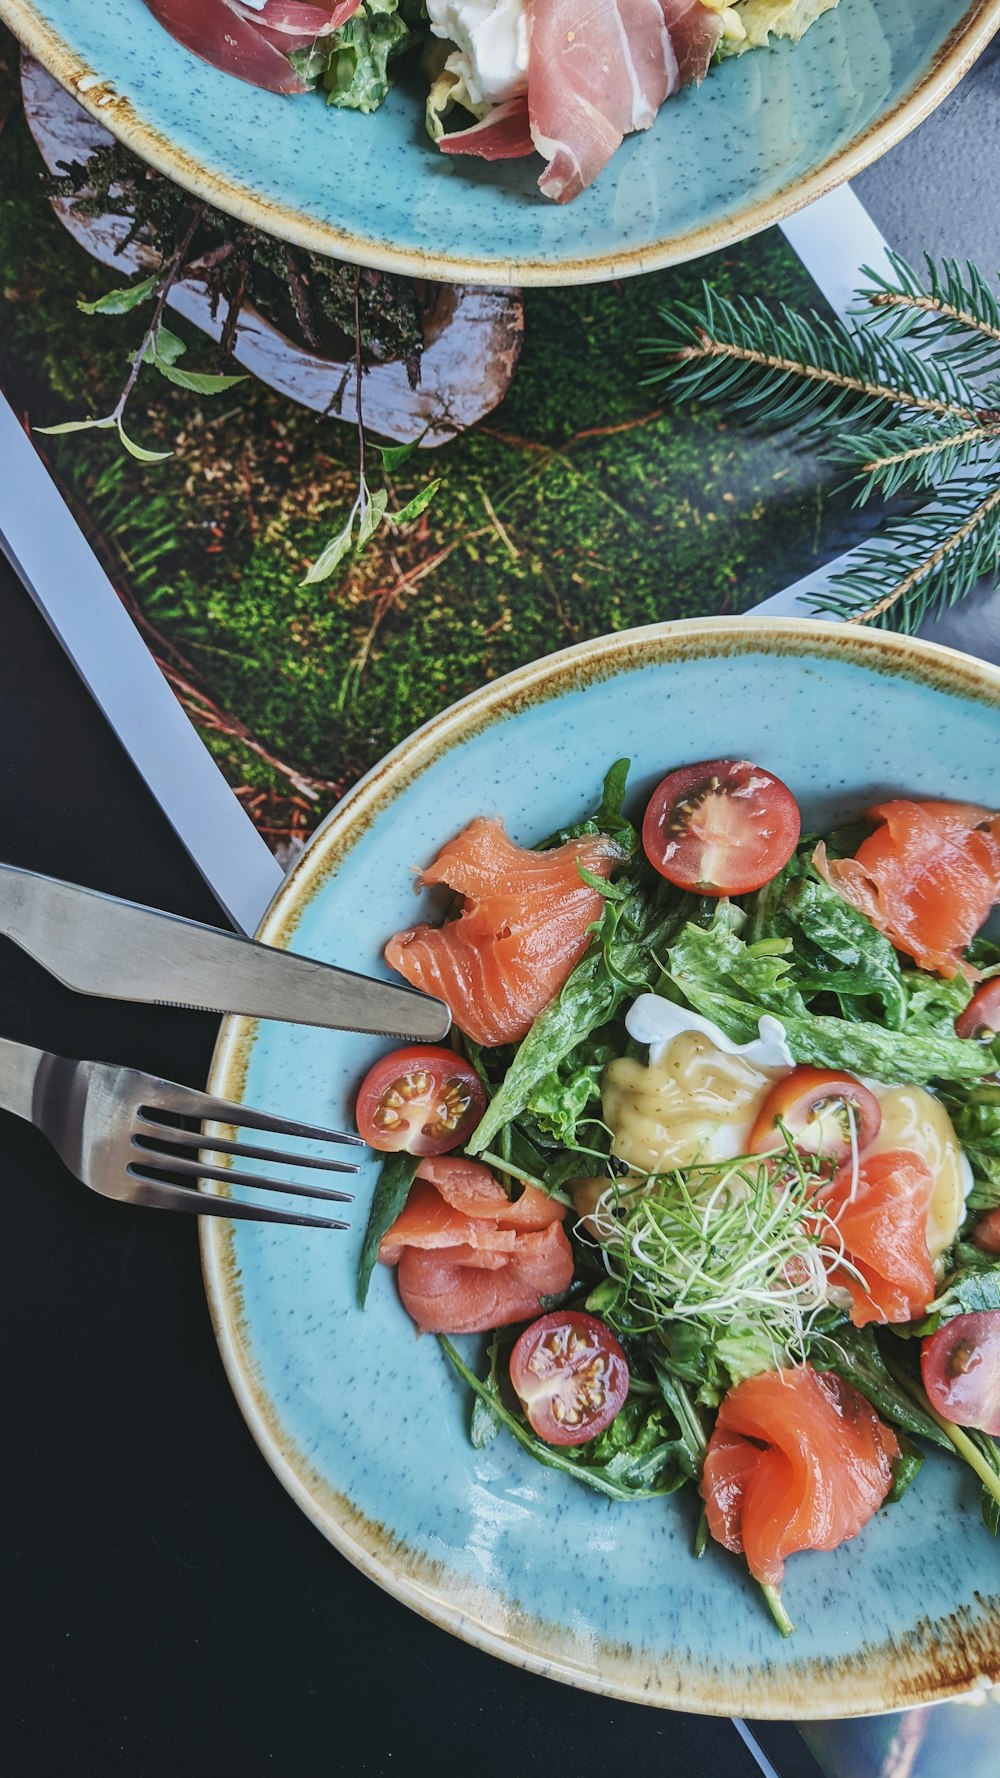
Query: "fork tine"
134 1120 359 1174
131 1150 355 1202
137 1078 363 1147
126 1172 349 1228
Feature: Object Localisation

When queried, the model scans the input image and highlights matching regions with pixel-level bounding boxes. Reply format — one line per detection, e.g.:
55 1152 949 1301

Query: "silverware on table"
0 1034 362 1228
0 859 451 1041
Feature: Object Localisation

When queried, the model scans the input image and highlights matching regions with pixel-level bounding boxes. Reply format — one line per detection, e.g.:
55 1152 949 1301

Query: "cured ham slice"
438 97 537 160
385 818 620 1047
660 0 723 83
143 0 361 93
816 799 1000 978
526 0 680 203
701 1364 898 1585
379 1156 573 1332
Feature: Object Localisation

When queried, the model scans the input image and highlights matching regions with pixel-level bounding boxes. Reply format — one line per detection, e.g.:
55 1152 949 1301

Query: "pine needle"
646 257 1000 633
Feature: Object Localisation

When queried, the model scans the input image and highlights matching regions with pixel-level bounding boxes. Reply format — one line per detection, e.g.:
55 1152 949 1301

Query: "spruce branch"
646 288 980 436
648 256 1000 634
813 478 1000 628
860 253 1000 371
833 416 1000 502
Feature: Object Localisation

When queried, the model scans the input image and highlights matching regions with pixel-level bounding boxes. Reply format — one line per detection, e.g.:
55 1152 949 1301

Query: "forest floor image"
0 29 872 851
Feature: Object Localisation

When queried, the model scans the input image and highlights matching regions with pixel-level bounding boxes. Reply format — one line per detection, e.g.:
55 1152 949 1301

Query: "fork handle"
0 1034 46 1123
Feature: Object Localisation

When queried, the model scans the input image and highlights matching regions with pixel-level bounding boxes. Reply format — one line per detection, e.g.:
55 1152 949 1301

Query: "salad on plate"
144 0 838 202
353 757 1000 1633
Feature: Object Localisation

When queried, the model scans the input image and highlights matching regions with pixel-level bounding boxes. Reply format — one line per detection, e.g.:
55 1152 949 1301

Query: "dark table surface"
5 549 818 1777
8 32 1000 1777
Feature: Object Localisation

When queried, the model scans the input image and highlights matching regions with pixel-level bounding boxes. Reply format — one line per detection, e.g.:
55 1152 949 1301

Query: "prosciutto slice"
660 0 723 84
143 0 361 93
438 97 537 160
526 0 679 203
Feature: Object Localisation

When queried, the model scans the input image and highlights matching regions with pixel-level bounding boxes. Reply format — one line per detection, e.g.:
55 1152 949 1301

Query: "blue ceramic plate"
3 0 1000 283
202 619 1000 1718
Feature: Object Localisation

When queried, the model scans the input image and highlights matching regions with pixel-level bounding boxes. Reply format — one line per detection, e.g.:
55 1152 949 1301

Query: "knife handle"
0 1033 44 1123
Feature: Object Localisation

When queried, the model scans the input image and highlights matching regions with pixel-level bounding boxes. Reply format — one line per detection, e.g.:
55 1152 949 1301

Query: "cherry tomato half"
355 1046 486 1155
973 1207 1000 1255
921 1311 1000 1435
749 1066 882 1163
509 1310 629 1447
642 759 800 896
955 980 1000 1041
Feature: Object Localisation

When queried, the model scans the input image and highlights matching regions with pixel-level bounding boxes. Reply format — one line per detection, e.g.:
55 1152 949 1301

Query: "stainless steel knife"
0 861 451 1041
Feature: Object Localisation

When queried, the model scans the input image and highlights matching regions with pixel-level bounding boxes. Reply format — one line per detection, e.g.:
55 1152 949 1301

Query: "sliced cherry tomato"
956 979 1000 1041
749 1066 882 1162
355 1046 486 1155
921 1311 1000 1434
509 1310 629 1447
973 1207 1000 1255
642 759 800 896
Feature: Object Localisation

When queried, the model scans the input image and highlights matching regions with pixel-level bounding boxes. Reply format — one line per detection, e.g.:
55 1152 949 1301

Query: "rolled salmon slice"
396 1222 575 1334
700 1364 898 1586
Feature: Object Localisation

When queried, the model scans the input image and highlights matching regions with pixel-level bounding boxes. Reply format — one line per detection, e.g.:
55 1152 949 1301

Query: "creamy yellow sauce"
597 1033 969 1259
602 1031 774 1175
866 1084 967 1262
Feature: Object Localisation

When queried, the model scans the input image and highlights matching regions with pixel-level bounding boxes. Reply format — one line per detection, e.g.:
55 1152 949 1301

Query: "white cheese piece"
424 0 528 107
626 993 794 1071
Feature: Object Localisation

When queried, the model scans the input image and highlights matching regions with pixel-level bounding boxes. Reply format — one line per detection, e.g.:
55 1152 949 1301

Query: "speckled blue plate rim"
200 617 1000 1720
3 0 1000 285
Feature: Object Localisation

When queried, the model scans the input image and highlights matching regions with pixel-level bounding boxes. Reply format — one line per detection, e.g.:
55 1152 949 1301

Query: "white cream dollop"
424 0 529 107
625 993 795 1071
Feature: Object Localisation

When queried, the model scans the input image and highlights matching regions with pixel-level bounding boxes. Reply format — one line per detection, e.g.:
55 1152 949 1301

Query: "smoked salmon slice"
700 1364 899 1585
385 818 620 1048
415 1154 566 1229
395 1222 575 1334
816 799 1000 978
378 1155 573 1333
821 1149 936 1328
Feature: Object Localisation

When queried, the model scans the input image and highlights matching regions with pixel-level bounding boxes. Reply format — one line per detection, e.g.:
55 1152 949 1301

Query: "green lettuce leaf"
665 903 993 1087
316 0 420 113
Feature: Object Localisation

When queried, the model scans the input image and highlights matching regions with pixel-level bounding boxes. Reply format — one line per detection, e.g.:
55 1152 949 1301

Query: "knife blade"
0 861 451 1041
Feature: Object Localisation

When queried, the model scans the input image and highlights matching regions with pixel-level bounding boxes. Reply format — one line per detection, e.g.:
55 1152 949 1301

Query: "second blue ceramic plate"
3 0 1000 282
201 619 1000 1718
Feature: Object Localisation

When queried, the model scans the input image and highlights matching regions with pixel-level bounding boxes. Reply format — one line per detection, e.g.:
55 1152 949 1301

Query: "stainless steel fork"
1 1034 362 1228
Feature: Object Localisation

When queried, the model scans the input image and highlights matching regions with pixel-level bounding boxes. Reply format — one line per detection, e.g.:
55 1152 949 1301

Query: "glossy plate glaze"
3 0 1000 284
202 619 1000 1718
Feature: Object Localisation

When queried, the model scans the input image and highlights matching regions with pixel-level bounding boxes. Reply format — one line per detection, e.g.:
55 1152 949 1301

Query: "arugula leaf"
912 1243 1000 1332
439 1338 692 1499
357 1150 417 1307
540 758 638 852
468 872 685 1154
810 1325 953 1451
886 1434 925 1504
944 1085 1000 1210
